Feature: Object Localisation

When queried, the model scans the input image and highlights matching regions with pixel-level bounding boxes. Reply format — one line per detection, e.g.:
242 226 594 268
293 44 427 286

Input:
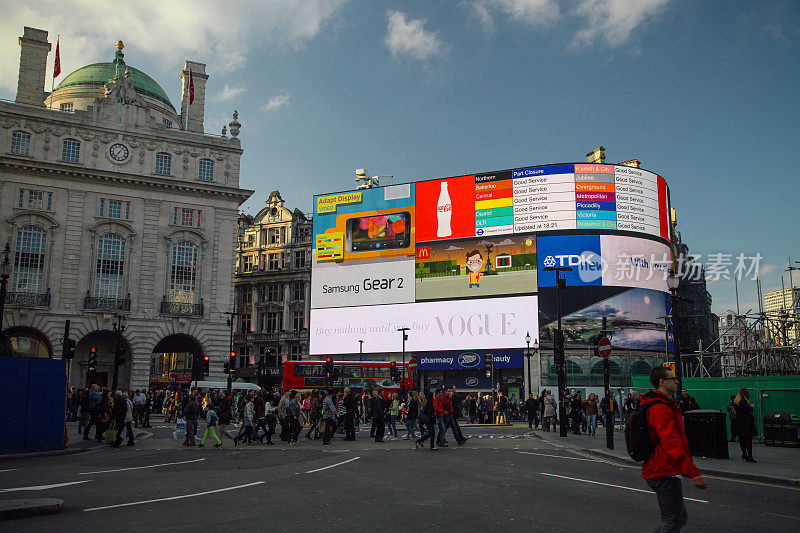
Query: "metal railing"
160 298 203 316
5 289 51 307
84 292 131 311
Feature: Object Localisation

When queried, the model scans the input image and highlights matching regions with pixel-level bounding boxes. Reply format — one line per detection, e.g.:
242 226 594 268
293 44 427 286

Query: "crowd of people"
67 384 148 447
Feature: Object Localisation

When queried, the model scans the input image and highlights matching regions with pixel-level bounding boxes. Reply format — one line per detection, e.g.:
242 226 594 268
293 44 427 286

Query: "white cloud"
757 264 780 276
467 0 560 31
384 11 445 62
466 0 672 47
0 1 346 93
572 0 672 47
213 84 246 103
261 92 290 112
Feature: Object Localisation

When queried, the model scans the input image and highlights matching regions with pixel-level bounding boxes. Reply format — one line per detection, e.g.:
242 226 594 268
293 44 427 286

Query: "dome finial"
113 40 125 65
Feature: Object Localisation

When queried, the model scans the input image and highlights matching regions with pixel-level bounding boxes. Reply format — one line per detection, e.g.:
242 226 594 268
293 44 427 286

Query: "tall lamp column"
543 264 572 438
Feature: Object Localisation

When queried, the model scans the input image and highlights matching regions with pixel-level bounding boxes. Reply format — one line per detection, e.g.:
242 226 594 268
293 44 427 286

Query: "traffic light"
229 350 236 369
63 338 76 360
203 355 210 376
87 347 97 374
484 354 492 367
115 344 125 366
223 362 231 375
324 357 334 386
390 361 400 381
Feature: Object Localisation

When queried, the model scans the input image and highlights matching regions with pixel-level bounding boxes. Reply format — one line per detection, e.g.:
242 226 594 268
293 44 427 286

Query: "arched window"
62 138 80 162
591 360 622 375
631 360 651 376
198 159 214 181
169 241 198 303
155 152 172 175
95 234 126 299
11 130 31 155
12 225 47 293
549 360 583 376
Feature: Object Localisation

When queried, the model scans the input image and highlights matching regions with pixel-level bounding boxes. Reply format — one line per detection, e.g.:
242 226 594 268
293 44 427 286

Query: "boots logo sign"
457 352 480 368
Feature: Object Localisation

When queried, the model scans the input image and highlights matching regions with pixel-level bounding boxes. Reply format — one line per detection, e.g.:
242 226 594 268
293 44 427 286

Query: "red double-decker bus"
282 360 412 399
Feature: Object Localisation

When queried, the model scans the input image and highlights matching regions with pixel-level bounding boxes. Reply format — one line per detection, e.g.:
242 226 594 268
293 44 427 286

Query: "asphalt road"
0 423 797 531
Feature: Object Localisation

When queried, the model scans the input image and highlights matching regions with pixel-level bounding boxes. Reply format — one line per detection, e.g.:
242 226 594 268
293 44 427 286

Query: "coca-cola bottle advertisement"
415 175 476 242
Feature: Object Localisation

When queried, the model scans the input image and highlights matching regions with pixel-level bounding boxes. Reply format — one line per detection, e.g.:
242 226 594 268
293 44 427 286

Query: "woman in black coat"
733 387 757 462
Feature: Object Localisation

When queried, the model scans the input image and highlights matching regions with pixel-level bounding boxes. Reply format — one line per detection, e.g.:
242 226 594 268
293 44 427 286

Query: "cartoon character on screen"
466 249 485 289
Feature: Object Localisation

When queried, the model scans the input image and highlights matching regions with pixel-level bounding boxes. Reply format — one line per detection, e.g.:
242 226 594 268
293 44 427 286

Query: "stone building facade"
233 191 312 387
0 27 253 390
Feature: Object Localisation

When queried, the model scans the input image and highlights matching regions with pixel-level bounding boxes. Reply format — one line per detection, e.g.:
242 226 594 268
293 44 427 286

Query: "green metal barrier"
631 376 800 440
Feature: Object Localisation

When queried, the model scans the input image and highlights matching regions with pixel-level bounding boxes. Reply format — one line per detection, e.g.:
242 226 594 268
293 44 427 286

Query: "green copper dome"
55 56 176 111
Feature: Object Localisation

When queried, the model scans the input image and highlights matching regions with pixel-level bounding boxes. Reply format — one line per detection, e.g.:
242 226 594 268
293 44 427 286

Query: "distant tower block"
586 146 606 164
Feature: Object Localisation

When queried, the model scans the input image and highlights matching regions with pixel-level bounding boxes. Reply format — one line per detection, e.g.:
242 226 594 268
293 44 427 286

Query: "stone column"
179 61 208 133
16 27 51 106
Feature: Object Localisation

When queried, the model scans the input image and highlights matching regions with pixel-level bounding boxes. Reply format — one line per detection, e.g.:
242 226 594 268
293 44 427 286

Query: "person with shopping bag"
198 408 223 448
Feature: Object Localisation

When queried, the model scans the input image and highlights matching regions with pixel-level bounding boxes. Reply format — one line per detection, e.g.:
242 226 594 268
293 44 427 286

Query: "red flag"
53 38 61 78
189 68 194 105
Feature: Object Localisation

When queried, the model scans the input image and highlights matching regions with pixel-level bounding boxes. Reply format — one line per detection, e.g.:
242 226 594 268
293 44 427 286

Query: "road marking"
78 458 206 475
518 451 602 463
540 473 708 503
0 480 91 493
305 456 361 474
83 481 265 512
0 469 19 473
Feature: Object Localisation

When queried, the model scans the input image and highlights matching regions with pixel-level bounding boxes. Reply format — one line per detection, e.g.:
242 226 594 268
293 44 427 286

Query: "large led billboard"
311 163 673 355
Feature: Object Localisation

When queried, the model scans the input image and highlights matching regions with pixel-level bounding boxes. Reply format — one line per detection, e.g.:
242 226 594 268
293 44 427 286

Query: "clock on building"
109 143 129 162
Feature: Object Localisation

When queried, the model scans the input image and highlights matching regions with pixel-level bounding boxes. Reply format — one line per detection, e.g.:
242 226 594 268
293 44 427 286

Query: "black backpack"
625 399 670 462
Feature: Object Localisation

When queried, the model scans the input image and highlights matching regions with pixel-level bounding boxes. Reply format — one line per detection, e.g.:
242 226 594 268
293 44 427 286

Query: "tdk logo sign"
543 252 605 282
538 235 604 286
457 352 480 368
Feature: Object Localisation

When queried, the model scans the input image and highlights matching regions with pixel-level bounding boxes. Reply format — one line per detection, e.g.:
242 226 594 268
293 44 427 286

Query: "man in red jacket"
642 367 707 532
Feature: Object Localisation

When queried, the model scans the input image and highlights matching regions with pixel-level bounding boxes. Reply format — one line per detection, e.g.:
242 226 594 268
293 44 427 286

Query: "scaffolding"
694 293 799 378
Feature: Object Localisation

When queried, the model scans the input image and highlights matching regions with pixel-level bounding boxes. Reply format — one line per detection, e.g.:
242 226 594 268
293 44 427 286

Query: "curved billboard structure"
310 163 673 357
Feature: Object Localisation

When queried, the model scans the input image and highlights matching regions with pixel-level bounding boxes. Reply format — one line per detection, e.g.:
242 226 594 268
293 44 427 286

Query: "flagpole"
49 35 59 109
184 67 191 131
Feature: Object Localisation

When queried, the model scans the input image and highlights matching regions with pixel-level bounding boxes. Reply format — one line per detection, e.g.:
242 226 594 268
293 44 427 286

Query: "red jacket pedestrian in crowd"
641 367 707 532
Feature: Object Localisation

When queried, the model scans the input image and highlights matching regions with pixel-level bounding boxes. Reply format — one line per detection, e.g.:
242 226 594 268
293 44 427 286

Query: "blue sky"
2 0 798 315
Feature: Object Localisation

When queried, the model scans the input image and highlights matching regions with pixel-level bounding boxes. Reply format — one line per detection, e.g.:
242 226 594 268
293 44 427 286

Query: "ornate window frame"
6 212 59 294
163 229 207 304
88 220 136 299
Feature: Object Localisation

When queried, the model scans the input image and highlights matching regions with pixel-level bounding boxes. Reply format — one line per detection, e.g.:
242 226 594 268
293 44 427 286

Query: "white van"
193 380 261 392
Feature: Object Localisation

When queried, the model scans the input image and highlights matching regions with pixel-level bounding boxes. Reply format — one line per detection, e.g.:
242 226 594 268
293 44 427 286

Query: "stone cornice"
1 156 254 203
0 100 242 155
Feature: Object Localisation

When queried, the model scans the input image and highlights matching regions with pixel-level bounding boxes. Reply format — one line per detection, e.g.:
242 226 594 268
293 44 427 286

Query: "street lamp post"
226 216 247 394
524 332 540 399
397 328 409 399
359 339 363 364
543 264 572 438
0 242 11 333
667 273 682 386
111 314 126 392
